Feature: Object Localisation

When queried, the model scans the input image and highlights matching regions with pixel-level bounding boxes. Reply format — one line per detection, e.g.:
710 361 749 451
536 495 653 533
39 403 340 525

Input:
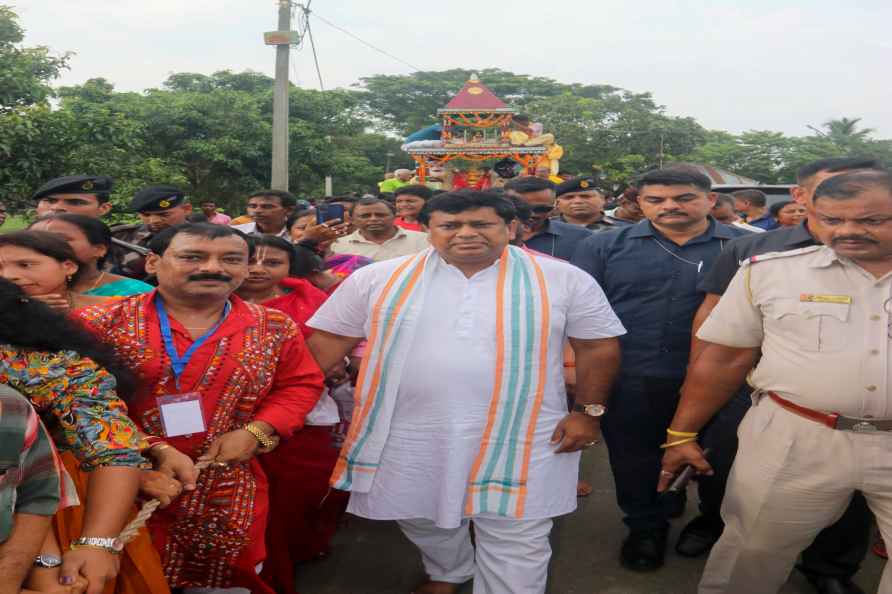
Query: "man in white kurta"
308 191 624 594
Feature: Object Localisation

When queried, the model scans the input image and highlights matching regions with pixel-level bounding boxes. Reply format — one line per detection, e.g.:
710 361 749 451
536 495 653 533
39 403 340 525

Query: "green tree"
0 5 70 112
357 68 617 136
524 92 707 183
685 123 891 184
0 5 72 210
821 117 875 144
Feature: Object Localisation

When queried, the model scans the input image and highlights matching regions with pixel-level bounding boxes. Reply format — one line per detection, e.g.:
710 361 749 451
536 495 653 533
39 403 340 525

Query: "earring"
66 275 73 284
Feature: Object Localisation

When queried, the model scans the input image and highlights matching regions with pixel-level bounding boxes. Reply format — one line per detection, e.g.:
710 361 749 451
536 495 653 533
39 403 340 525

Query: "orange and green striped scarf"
330 245 551 518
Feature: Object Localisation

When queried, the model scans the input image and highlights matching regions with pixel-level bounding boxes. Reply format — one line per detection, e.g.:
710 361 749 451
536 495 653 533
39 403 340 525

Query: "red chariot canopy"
440 77 510 112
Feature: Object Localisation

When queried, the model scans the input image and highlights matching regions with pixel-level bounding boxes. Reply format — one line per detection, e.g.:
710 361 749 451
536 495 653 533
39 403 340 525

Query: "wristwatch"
243 422 276 450
34 554 63 568
70 536 124 554
572 403 607 418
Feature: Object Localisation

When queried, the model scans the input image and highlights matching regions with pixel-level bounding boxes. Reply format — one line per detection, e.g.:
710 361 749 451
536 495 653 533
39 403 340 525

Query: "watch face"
586 404 606 417
36 554 63 567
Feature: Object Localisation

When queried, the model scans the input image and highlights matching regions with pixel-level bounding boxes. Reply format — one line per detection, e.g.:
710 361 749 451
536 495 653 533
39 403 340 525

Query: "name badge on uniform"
157 393 207 437
800 293 852 305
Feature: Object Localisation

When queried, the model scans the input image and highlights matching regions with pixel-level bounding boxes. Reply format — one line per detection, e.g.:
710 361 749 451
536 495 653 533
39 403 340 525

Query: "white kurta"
308 250 625 528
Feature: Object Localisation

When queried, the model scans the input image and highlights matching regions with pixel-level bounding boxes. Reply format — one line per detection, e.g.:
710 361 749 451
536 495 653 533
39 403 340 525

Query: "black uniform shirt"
697 222 818 295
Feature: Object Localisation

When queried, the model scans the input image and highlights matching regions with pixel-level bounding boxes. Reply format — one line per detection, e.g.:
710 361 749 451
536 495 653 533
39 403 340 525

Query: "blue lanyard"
156 297 231 390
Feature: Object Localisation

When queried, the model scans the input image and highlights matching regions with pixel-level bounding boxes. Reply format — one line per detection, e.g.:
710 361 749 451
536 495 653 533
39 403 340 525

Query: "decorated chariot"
401 75 563 188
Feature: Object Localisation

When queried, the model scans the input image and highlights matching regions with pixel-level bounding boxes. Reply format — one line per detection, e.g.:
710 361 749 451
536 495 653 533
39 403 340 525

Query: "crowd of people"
0 156 891 594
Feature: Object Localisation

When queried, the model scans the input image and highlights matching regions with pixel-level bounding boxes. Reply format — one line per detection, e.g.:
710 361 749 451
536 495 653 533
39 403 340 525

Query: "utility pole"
324 135 333 196
658 133 665 169
269 0 292 190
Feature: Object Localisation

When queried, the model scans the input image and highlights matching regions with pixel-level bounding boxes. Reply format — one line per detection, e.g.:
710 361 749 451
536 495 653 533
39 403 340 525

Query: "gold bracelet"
660 437 698 449
243 422 275 449
666 428 698 438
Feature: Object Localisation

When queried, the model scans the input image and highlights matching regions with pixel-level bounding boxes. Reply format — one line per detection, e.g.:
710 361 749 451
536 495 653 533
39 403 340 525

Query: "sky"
15 0 892 137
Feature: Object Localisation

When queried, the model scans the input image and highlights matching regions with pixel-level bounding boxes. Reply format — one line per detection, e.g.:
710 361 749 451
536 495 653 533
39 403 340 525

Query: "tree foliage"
0 5 70 112
356 68 618 136
684 128 892 184
1 6 890 218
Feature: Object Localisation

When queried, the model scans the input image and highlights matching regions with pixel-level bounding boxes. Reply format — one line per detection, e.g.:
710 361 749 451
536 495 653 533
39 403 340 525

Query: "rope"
117 459 214 545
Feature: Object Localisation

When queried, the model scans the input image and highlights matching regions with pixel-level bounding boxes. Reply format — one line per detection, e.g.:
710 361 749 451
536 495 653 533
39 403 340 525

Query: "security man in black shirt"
109 185 191 279
685 157 885 594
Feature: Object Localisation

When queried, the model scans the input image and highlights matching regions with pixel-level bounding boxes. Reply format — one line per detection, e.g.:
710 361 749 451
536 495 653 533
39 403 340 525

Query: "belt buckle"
851 421 878 433
836 416 879 432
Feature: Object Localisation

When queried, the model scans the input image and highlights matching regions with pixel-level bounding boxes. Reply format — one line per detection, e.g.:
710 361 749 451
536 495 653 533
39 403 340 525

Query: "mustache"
658 211 688 217
187 273 233 283
832 236 877 244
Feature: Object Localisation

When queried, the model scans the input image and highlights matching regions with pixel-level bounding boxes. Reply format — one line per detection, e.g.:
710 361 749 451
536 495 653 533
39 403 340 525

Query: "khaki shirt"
698 245 892 418
330 228 429 262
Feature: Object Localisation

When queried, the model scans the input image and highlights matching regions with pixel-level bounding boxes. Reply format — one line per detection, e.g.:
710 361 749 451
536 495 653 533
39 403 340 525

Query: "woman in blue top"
29 214 153 297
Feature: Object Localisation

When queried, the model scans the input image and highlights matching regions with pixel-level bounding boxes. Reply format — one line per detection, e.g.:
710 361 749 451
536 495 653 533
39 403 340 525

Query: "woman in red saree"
237 236 360 594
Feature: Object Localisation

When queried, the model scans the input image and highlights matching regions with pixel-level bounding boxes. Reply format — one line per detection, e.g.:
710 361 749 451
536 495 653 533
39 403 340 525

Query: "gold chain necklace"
87 272 106 291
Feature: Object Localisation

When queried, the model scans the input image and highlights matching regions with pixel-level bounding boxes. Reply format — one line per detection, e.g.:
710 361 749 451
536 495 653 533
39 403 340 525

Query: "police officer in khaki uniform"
110 184 191 279
658 169 892 594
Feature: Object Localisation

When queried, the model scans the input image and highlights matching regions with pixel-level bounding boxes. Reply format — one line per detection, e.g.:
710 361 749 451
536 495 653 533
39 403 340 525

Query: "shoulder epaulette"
743 245 824 266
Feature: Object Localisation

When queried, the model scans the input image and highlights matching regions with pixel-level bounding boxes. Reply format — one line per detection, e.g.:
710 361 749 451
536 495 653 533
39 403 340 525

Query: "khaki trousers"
700 396 892 593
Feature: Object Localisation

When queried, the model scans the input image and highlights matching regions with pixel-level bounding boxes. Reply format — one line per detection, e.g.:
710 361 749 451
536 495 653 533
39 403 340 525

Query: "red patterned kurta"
76 291 324 591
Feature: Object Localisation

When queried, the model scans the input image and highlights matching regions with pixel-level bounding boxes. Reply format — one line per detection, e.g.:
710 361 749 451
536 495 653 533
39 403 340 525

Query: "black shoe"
675 515 723 558
620 528 668 572
807 576 865 594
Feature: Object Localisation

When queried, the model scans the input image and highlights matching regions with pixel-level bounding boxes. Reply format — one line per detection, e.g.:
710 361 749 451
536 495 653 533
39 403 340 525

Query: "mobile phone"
316 203 345 224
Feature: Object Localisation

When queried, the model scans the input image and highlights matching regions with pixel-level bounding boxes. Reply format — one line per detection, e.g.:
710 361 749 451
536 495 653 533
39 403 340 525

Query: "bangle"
660 437 698 449
666 429 698 438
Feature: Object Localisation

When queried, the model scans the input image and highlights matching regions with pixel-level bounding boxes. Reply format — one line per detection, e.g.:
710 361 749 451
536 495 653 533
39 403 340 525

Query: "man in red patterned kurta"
77 223 324 593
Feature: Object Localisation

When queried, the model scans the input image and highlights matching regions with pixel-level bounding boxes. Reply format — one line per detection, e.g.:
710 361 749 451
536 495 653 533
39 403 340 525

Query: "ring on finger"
660 470 675 478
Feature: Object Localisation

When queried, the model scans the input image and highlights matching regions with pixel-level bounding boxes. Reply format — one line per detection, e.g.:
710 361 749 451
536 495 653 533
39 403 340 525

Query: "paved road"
296 447 884 593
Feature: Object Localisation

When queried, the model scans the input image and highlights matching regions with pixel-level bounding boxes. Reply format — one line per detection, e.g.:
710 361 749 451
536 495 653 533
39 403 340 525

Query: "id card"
157 393 207 437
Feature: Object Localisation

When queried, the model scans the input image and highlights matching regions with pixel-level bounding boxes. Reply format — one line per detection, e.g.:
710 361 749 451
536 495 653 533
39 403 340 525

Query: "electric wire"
308 10 422 71
306 19 325 91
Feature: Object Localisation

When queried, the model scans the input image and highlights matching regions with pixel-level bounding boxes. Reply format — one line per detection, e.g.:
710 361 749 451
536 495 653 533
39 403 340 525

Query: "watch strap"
244 422 275 449
70 536 123 554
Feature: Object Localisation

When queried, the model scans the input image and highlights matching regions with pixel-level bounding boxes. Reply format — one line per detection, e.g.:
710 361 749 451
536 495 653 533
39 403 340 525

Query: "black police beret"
555 177 601 197
130 185 186 213
32 175 114 200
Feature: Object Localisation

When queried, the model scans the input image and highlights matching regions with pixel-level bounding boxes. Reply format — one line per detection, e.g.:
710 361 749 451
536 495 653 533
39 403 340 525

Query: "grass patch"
1 215 29 231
